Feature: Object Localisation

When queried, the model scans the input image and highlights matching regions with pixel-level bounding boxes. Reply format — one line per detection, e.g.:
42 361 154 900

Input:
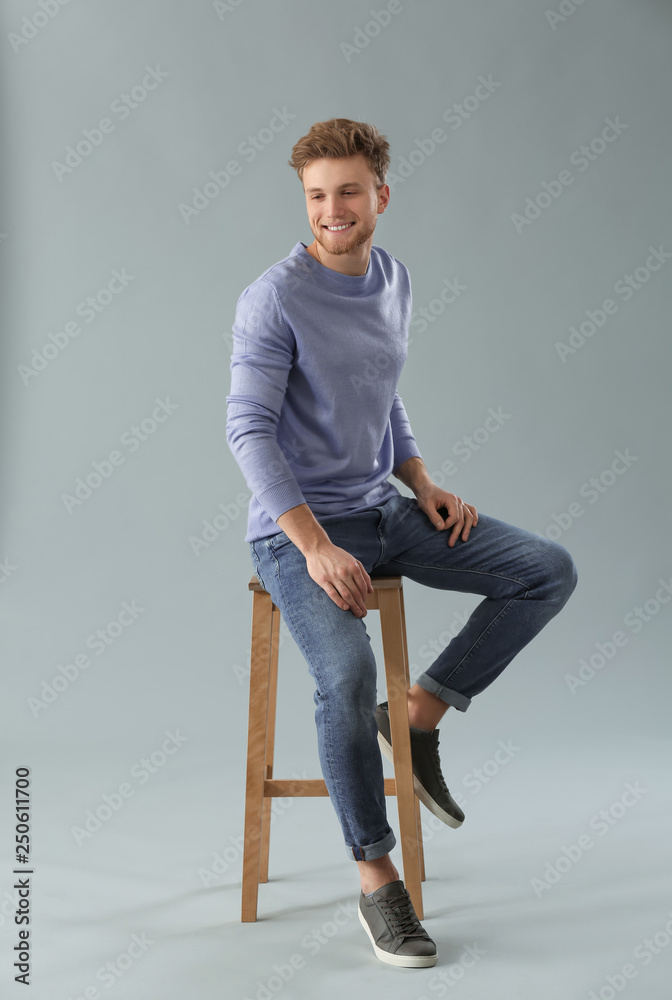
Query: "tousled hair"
288 118 390 189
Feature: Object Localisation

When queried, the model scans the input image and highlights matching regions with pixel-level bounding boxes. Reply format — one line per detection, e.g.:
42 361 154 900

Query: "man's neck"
304 240 371 277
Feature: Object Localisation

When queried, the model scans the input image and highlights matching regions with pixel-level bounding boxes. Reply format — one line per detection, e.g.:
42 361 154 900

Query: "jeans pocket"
268 530 295 553
249 542 266 590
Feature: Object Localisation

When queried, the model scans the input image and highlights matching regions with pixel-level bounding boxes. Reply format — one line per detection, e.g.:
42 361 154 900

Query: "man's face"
302 153 390 258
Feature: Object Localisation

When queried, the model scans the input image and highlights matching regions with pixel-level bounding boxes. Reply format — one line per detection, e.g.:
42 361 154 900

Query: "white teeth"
325 223 353 231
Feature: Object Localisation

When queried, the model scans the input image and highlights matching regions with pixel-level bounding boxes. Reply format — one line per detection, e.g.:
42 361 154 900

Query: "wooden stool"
241 574 426 922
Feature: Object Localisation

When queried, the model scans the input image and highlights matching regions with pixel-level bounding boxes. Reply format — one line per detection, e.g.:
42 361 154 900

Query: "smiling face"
301 153 390 274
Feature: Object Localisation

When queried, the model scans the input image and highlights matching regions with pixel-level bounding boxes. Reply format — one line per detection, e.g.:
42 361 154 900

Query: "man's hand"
275 505 373 617
415 485 479 547
305 541 373 617
394 457 478 545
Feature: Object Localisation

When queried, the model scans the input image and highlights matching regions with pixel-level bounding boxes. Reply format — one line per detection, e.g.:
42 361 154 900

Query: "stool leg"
258 603 280 883
378 587 424 920
414 794 426 883
241 590 275 922
399 586 425 884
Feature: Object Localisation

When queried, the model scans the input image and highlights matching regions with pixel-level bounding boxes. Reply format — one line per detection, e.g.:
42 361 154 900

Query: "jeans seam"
384 558 534 593
267 544 357 848
440 595 519 689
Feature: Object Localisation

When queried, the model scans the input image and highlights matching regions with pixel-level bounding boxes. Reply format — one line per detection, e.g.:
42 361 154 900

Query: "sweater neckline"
292 241 375 293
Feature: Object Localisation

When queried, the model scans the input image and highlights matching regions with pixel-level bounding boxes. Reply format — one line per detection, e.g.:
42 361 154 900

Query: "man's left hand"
415 486 479 547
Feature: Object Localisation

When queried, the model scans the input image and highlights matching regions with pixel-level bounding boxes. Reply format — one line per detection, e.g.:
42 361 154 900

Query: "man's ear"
377 183 391 214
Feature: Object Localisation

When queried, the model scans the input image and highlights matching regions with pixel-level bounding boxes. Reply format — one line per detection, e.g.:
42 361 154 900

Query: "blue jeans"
249 495 578 862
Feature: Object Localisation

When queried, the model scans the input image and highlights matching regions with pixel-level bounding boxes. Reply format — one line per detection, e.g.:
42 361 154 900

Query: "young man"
226 118 577 968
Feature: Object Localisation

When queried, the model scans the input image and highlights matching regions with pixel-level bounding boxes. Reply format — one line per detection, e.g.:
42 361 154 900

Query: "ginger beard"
311 216 378 257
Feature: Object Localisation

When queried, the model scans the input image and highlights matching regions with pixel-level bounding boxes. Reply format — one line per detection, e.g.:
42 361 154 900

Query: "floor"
6 733 671 1000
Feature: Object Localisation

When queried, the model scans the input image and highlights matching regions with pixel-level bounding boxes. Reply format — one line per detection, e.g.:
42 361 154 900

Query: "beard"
314 217 377 256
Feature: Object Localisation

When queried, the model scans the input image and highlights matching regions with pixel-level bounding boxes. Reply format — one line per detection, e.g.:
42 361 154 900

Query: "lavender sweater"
226 241 422 542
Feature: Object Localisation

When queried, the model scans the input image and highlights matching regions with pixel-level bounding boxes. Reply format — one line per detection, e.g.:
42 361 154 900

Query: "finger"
447 510 465 547
336 578 368 617
460 508 475 541
356 561 374 594
432 504 447 530
344 564 368 609
323 583 352 612
436 502 459 529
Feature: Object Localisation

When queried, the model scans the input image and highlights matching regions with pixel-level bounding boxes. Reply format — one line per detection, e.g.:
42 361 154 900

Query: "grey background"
1 0 671 997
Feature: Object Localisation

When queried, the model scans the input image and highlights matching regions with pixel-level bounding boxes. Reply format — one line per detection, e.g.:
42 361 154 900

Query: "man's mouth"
322 222 355 232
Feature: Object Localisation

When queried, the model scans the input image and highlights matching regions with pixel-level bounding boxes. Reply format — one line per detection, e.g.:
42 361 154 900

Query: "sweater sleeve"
390 391 423 474
225 278 306 522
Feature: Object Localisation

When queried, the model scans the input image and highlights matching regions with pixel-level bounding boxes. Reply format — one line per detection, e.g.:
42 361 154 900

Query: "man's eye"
311 192 356 199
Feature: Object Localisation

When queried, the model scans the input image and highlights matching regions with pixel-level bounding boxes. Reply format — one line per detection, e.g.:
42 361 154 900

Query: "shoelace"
380 890 426 938
413 729 451 795
428 733 451 794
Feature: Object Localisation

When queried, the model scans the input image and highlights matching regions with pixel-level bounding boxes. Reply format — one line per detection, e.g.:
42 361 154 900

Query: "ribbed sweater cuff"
393 442 423 474
256 479 306 524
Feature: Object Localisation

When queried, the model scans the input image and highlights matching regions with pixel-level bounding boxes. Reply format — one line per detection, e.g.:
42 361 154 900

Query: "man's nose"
323 197 345 217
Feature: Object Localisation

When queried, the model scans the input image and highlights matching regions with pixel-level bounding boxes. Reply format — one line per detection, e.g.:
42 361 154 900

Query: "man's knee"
538 538 578 604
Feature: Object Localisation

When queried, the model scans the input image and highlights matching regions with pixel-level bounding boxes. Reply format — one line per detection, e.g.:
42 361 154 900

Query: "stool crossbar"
241 574 426 922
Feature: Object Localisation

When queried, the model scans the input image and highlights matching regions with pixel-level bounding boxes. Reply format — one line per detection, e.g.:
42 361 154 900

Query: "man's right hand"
276 503 373 617
305 542 373 618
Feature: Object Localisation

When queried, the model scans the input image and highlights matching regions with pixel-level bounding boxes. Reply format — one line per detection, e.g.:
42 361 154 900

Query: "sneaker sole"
358 906 438 968
377 731 463 829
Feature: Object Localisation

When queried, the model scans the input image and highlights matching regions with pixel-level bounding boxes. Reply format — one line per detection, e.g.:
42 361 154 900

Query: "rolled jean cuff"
346 828 396 862
415 672 472 713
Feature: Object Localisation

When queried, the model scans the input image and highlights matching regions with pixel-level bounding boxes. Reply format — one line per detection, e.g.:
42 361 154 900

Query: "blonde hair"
288 118 390 188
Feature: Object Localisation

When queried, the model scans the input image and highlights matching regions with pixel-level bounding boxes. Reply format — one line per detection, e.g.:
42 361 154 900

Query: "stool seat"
241 574 425 921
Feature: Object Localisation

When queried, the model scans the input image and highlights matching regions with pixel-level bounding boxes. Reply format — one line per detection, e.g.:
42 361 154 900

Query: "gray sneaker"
375 701 465 828
358 880 438 967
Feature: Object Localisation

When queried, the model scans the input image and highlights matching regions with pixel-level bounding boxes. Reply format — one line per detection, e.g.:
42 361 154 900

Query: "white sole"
377 731 463 829
358 906 438 968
